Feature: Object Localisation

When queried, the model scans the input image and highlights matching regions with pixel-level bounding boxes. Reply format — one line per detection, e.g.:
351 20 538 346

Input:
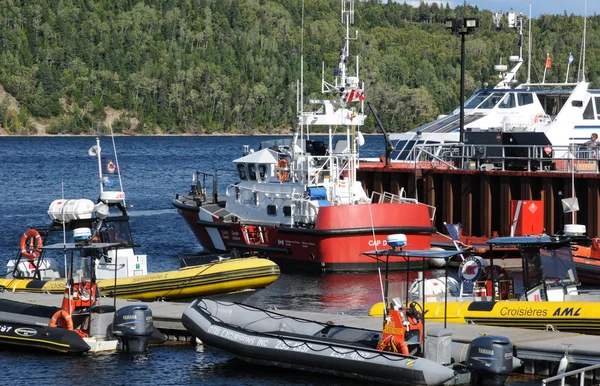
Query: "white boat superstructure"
223 0 404 228
388 9 600 163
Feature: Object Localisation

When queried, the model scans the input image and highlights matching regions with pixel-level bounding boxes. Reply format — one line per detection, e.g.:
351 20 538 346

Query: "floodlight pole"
446 18 479 165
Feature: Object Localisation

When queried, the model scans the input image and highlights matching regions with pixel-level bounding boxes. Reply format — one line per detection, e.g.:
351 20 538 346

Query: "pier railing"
382 143 600 173
542 362 600 385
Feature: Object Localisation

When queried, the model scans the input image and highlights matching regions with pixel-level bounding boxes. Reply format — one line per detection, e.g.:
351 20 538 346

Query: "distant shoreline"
0 132 381 137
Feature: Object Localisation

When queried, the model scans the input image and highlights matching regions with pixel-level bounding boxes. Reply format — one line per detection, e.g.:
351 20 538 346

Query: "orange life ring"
277 159 289 181
49 309 74 330
20 229 43 260
534 113 547 123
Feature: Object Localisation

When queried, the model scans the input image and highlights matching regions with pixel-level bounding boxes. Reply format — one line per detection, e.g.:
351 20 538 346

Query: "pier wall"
358 163 600 238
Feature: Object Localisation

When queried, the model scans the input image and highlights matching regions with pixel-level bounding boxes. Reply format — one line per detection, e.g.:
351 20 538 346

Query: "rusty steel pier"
357 161 600 239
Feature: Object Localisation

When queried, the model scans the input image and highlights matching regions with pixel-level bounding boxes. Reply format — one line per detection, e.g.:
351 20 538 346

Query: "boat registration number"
275 340 309 353
0 325 12 333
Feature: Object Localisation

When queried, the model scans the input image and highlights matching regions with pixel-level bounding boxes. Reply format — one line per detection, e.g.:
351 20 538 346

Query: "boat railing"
406 143 600 173
370 190 436 222
541 362 600 385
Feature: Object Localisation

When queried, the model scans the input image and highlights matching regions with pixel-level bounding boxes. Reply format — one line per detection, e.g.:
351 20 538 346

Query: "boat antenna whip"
368 198 387 320
109 123 126 207
60 180 72 315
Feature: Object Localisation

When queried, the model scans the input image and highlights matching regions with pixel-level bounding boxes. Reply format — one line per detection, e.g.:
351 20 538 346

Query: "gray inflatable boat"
182 299 458 386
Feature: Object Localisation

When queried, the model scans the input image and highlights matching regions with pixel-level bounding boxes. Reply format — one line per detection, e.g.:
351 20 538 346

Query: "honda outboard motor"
467 335 513 386
112 305 154 352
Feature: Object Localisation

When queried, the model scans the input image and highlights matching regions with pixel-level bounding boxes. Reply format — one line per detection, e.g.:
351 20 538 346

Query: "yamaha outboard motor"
112 305 154 352
467 335 514 386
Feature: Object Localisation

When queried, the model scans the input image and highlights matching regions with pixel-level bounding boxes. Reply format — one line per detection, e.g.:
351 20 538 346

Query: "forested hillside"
0 0 598 135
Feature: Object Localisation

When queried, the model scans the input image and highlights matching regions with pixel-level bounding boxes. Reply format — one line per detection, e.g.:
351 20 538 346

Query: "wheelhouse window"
478 93 503 109
258 164 267 180
465 92 491 109
498 93 516 109
267 204 277 216
584 100 594 120
517 93 533 106
237 164 247 180
595 97 600 119
283 206 292 217
249 164 257 181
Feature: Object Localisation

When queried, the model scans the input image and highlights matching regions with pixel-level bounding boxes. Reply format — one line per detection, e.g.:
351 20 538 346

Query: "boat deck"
2 291 599 375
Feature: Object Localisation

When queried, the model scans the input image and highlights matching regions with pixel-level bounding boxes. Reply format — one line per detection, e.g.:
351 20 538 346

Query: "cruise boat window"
517 93 533 106
465 92 491 109
258 164 267 180
478 93 503 109
595 97 600 119
498 94 516 109
249 164 257 181
267 204 277 216
584 100 594 120
237 164 247 180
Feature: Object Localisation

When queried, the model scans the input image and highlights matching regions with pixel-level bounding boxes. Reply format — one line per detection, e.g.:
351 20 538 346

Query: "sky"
401 1 599 18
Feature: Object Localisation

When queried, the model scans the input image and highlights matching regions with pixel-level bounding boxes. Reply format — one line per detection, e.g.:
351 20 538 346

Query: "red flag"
545 54 552 69
345 89 365 102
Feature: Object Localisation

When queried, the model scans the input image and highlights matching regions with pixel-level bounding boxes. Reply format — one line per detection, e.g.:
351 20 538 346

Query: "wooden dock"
3 291 600 376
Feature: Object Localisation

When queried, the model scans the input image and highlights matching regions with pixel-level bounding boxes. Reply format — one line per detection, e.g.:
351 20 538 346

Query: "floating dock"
2 291 600 377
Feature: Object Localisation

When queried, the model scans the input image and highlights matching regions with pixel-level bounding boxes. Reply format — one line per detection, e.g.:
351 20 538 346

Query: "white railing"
542 363 600 385
396 143 600 173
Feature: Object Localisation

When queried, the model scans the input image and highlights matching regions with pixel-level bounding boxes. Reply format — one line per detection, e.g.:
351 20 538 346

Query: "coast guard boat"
173 0 436 272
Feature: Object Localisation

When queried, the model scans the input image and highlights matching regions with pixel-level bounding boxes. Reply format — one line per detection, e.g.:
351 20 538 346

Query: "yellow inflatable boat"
367 236 600 335
1 254 280 301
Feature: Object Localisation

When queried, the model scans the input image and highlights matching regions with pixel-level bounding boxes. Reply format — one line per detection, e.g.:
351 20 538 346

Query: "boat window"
517 93 533 106
237 164 247 180
235 186 240 202
540 246 578 283
258 165 267 180
478 93 503 109
267 204 276 216
595 97 600 119
465 92 491 109
283 206 291 217
583 100 594 120
498 93 516 109
248 164 257 181
521 247 544 291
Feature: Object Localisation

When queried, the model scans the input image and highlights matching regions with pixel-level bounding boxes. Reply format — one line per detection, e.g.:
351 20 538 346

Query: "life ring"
20 229 43 260
277 159 289 181
49 309 74 330
534 113 548 123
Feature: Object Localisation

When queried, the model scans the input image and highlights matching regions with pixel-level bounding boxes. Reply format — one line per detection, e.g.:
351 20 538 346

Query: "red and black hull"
174 199 435 272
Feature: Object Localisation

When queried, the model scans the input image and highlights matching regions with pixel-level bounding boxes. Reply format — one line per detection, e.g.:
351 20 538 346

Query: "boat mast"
526 0 532 84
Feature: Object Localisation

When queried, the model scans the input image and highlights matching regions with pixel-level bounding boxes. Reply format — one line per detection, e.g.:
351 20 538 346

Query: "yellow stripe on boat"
368 300 600 334
0 257 280 301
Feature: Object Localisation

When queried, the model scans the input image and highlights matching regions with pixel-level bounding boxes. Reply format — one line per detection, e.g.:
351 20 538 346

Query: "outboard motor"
467 335 514 386
112 305 154 352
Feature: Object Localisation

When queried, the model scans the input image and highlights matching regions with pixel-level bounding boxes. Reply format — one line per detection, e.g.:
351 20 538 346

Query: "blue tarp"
307 186 327 200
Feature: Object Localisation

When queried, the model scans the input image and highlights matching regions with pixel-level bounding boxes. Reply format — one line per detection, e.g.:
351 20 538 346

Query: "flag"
545 54 552 69
102 157 117 174
445 222 462 241
568 52 574 65
345 89 365 103
101 156 118 187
